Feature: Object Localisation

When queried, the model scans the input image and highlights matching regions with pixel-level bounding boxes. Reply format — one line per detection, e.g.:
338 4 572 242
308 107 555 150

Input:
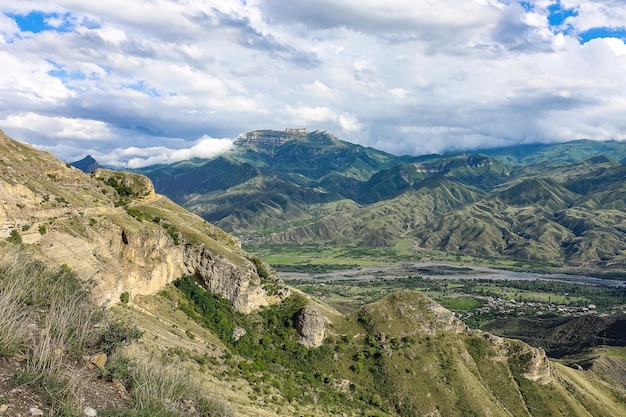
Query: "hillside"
136 130 626 272
2 130 626 416
480 140 626 166
0 129 284 311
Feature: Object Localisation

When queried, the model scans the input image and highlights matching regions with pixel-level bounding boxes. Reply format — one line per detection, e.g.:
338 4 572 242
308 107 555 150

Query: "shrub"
120 291 130 305
6 230 22 244
249 256 271 281
99 320 143 354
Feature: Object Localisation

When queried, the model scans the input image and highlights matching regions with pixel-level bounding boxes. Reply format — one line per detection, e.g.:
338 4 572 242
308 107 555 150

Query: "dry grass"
0 244 233 416
0 280 28 357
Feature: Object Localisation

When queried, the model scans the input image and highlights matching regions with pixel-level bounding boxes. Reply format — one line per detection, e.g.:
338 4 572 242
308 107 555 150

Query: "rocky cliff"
0 130 286 312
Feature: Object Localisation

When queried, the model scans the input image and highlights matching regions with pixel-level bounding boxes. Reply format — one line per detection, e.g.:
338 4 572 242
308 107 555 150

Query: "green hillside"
136 130 626 273
480 139 626 165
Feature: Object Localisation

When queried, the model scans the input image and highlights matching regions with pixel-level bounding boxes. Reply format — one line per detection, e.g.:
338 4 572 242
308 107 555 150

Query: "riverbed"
279 262 626 287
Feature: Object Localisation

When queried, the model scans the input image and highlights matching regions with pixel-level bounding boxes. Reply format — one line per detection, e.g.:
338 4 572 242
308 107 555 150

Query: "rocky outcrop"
0 131 285 313
483 332 553 384
295 306 328 348
522 345 554 384
184 245 271 314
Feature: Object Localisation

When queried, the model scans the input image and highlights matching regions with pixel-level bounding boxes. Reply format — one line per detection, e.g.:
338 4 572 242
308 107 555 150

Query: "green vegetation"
139 131 626 273
173 275 387 415
6 230 22 244
119 291 130 305
162 223 181 245
125 207 146 220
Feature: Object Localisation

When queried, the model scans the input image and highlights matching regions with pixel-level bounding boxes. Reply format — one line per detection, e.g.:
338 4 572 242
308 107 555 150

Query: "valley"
1 129 626 416
277 262 626 356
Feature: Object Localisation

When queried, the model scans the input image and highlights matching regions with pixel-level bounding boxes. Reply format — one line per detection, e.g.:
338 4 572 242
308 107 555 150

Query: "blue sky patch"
46 59 93 91
519 1 533 12
9 10 74 33
126 81 160 98
578 27 626 43
547 2 578 29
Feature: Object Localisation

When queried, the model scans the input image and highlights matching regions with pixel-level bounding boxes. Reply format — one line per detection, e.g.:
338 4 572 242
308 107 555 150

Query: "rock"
0 404 8 414
232 327 247 341
83 407 98 417
522 346 553 384
89 352 107 370
295 306 328 348
29 408 44 416
112 379 128 396
332 379 352 393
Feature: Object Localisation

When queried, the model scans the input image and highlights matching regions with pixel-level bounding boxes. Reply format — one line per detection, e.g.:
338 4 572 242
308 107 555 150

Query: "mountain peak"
234 128 342 150
71 154 104 173
236 128 307 144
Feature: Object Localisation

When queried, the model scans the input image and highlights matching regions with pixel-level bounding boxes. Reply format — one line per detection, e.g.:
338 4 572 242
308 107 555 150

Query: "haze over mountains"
134 129 626 272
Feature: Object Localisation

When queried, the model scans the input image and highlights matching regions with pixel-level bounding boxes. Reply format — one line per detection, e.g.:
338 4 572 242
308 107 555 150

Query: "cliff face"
0 130 285 312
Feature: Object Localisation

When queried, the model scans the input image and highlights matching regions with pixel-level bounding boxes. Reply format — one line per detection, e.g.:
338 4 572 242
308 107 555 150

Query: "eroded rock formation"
295 305 329 348
0 130 286 313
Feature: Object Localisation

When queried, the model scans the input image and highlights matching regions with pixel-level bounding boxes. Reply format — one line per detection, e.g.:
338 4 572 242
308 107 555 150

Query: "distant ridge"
70 154 103 173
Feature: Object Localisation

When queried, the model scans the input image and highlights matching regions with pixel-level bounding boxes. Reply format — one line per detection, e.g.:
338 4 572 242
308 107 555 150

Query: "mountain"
139 129 412 234
1 129 626 416
137 129 626 271
70 154 104 173
479 139 626 166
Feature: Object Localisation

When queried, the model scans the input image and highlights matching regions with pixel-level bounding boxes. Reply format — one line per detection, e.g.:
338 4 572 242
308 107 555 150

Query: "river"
279 262 626 287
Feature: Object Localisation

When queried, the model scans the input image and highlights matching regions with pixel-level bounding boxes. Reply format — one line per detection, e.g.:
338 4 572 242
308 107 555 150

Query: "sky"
0 0 625 168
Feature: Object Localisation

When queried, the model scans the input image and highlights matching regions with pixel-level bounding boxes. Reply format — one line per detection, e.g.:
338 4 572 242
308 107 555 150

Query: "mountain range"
0 129 625 416
135 129 626 272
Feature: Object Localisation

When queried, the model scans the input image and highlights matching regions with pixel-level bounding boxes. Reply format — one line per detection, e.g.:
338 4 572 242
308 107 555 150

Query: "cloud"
0 0 624 167
1 112 110 140
30 134 235 168
123 135 235 168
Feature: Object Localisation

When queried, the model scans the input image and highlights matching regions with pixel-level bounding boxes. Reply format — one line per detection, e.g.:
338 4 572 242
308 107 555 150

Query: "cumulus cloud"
0 0 624 166
123 135 235 168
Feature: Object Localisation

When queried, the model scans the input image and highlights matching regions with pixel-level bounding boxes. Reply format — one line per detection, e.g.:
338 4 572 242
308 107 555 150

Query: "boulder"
295 306 328 348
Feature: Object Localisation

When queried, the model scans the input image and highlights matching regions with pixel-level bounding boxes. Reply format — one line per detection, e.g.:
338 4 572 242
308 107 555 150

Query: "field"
264 256 626 322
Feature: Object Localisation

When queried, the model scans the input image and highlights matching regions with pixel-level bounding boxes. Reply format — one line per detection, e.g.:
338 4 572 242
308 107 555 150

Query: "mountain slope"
2 129 626 416
0 129 284 311
70 154 103 173
480 139 626 165
137 130 626 270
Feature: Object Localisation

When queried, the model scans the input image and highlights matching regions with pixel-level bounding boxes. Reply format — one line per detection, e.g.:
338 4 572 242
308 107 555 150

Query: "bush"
120 291 130 305
6 230 22 244
99 320 143 354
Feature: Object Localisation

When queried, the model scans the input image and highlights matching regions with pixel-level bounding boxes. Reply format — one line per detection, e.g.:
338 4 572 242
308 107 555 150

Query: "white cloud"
1 113 110 140
114 135 235 168
560 0 626 33
0 0 624 166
